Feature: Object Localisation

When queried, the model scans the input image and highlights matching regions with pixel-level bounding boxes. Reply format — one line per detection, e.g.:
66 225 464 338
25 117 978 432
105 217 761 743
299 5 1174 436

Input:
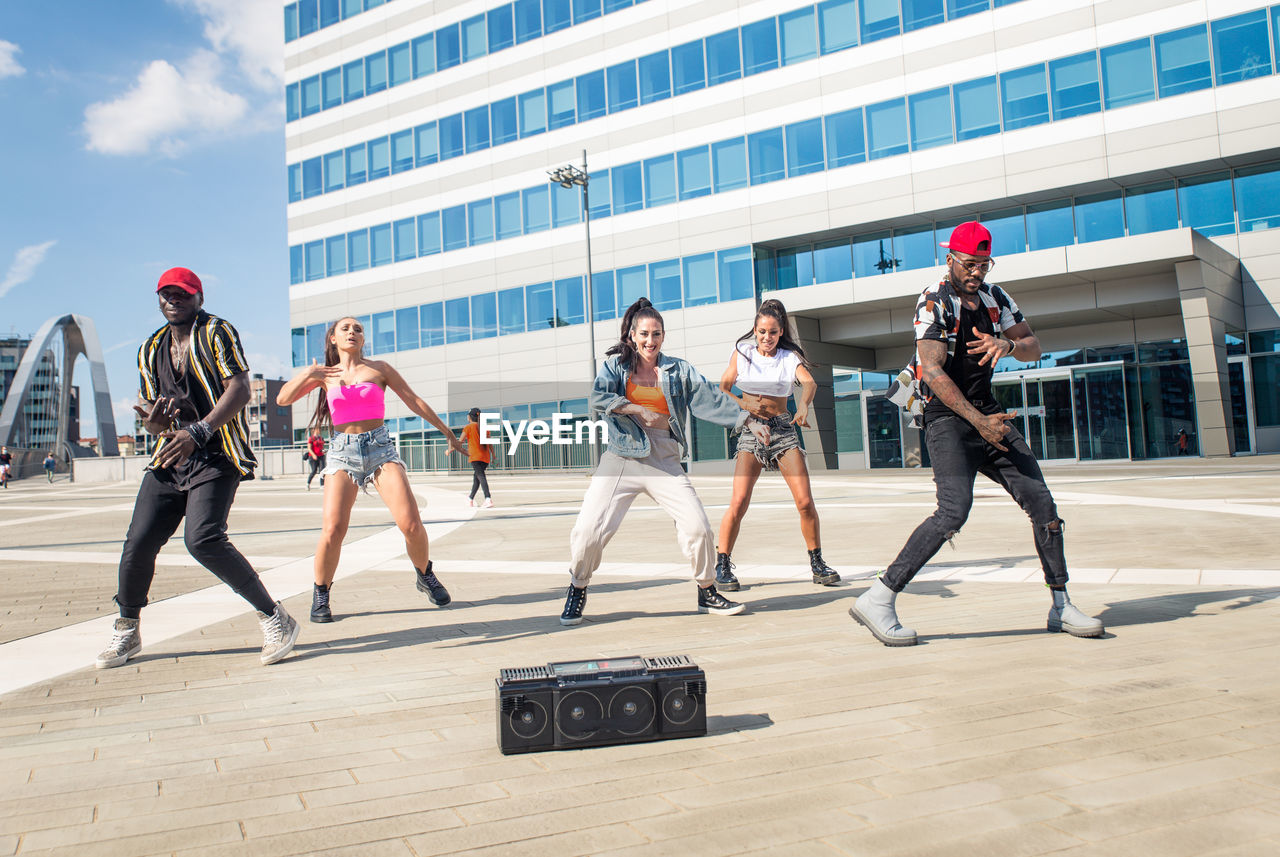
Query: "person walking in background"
713 298 840 591
1175 428 1190 456
0 446 11 488
304 432 326 489
43 451 56 483
459 407 494 508
96 267 298 670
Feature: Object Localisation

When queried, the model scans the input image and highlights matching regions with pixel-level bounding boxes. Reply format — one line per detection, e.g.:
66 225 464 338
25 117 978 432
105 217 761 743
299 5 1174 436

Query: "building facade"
284 0 1280 469
0 336 75 451
248 374 296 447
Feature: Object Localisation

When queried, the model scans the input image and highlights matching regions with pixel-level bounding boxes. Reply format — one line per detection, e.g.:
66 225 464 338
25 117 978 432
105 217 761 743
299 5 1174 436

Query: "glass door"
1228 357 1254 454
1073 365 1130 460
865 395 904 468
993 373 1077 460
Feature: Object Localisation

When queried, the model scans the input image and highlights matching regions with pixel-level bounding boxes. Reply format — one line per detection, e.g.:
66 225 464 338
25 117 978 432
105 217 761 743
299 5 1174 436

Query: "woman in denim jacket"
560 298 770 625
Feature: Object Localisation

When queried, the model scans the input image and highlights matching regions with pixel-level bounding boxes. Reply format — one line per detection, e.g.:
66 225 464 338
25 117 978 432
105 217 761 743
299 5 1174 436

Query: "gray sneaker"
258 603 299 665
95 618 141 669
1048 603 1104 638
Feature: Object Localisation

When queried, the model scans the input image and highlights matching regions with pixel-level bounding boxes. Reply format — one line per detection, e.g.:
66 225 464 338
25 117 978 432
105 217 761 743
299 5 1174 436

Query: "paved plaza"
1 457 1279 856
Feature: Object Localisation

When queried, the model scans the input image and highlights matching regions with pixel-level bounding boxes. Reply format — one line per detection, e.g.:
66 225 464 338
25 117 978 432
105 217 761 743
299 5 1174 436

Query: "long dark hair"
735 298 810 365
308 317 353 435
605 298 665 368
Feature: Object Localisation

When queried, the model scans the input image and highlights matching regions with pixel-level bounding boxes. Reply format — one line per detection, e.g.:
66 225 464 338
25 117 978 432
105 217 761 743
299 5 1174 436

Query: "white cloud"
246 352 291 381
169 0 283 90
0 40 24 79
0 240 56 299
83 51 248 156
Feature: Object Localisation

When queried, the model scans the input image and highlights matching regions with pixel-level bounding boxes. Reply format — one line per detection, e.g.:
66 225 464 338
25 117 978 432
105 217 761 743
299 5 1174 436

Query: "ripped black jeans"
882 409 1067 593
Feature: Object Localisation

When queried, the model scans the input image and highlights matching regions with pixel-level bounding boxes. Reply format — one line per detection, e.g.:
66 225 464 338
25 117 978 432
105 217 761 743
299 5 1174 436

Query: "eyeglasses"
950 256 995 274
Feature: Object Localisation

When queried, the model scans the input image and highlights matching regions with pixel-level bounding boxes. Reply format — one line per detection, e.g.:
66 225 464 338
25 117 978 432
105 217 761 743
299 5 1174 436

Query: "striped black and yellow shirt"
138 310 257 478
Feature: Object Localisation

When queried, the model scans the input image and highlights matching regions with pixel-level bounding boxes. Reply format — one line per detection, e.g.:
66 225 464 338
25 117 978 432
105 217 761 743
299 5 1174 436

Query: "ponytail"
605 297 665 367
735 298 810 365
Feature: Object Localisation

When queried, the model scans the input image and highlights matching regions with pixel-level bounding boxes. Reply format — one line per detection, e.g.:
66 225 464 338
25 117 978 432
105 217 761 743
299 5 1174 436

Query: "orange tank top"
626 378 669 415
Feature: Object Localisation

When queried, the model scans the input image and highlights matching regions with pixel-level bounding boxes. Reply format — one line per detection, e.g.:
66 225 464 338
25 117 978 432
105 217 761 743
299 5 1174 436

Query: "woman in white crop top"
714 299 841 590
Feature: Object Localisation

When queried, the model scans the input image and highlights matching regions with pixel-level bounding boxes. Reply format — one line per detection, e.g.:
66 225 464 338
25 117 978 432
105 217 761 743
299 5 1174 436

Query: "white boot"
850 579 918 646
1047 588 1104 638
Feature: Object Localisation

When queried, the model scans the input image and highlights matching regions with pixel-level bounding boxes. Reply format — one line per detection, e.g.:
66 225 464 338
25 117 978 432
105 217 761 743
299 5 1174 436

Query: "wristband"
185 420 214 447
1002 337 1015 357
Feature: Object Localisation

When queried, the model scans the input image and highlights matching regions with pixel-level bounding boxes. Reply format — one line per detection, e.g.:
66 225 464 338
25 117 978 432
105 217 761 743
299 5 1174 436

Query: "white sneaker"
482 498 494 509
258 603 299 665
96 618 142 669
468 498 476 507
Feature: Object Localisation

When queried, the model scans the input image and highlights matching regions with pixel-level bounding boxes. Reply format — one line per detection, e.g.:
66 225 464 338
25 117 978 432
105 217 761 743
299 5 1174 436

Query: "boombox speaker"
496 655 707 754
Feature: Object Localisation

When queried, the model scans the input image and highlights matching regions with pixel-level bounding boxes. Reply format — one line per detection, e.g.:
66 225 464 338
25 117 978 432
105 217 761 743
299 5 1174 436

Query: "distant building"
0 335 73 450
248 374 294 447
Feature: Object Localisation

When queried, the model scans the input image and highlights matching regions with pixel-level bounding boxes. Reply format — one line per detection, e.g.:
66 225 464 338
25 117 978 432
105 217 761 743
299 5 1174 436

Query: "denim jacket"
591 353 748 459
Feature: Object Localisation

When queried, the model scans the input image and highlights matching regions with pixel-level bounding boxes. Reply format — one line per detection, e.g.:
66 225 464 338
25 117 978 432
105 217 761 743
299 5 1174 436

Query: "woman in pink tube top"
277 317 466 623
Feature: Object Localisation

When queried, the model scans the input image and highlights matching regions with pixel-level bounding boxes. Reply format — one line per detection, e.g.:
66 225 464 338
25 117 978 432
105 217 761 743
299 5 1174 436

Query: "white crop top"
735 342 801 397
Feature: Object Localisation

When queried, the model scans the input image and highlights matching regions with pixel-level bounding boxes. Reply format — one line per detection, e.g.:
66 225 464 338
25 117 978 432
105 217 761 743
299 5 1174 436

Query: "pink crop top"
327 382 385 424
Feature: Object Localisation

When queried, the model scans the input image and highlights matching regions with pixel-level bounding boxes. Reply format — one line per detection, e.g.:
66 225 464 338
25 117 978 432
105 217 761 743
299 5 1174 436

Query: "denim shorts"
323 425 404 488
734 415 802 471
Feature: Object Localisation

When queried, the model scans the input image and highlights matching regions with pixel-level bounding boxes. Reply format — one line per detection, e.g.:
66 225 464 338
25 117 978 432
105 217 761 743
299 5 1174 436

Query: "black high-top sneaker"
560 584 587 626
415 561 451 606
714 552 740 591
697 584 746 615
310 583 333 623
809 548 841 586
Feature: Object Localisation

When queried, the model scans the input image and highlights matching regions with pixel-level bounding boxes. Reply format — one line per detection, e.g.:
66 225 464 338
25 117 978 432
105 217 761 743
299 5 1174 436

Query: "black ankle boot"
310 583 332 623
415 561 451 606
809 548 840 586
715 552 740 590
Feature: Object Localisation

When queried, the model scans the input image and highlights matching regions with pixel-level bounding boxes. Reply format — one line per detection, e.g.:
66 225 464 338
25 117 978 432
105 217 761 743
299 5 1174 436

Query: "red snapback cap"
156 267 203 295
939 221 992 256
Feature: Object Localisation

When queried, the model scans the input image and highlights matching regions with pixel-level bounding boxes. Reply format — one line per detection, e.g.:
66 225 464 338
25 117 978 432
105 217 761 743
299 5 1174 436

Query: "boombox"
495 654 707 754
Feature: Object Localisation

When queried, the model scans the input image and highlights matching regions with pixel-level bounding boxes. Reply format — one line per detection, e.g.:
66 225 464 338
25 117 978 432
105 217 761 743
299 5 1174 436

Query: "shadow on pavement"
708 712 773 734
1097 587 1280 628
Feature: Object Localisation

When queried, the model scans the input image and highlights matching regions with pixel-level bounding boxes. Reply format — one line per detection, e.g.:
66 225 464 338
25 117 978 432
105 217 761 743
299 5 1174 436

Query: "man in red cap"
96 267 299 669
850 222 1103 646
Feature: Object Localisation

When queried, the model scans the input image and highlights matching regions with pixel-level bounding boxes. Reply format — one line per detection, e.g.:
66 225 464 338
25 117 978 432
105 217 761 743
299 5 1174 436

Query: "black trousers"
115 469 276 618
882 411 1068 593
469 461 491 499
307 454 325 485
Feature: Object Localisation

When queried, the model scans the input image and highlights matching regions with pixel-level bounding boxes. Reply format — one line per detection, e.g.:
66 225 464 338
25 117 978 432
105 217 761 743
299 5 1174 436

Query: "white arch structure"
0 314 118 456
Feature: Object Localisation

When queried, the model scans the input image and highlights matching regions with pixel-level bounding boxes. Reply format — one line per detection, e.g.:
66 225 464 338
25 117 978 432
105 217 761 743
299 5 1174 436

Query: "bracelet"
185 420 214 447
1002 337 1015 357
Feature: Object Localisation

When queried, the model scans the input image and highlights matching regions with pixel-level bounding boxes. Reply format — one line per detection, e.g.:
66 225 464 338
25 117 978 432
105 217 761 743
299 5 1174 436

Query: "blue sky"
1 1 288 437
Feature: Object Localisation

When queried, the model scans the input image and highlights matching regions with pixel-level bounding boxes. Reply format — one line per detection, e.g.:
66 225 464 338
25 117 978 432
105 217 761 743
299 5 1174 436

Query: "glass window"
468 199 494 246
1212 10 1272 85
396 307 420 351
1000 64 1049 130
649 259 682 310
588 168 611 219
573 0 601 23
1026 199 1074 250
321 68 342 110
953 76 999 140
526 281 555 330
544 0 571 33
442 204 467 251
638 51 671 104
547 80 576 129
390 129 413 173
891 226 935 270
522 185 551 233
903 0 944 32
980 207 1027 256
706 29 742 85
718 247 755 301
515 0 542 43
325 235 346 277
612 161 644 213
421 303 444 347
866 98 908 159
1101 38 1154 108
499 287 526 335
742 20 779 76
1074 191 1124 243
777 246 814 289
825 107 866 167
819 0 858 54
446 298 471 343
370 223 392 266
909 86 952 150
678 145 712 200
1178 171 1234 237
471 293 497 340
299 0 318 36
365 52 387 94
682 253 717 307
288 163 302 203
577 70 606 121
489 6 515 52
393 217 416 261
495 191 522 240
1049 51 1101 120
388 41 411 87
748 128 786 185
291 326 305 367
1250 330 1280 353
814 239 853 283
414 122 438 167
607 61 638 112
417 211 441 256
345 144 367 186
1125 181 1178 235
604 0 632 11
462 14 487 62
319 0 341 29
519 89 547 137
1155 24 1211 97
464 106 490 153
341 0 361 17
367 136 390 180
853 231 896 277
949 0 989 18
616 265 647 308
286 83 299 123
1252 354 1280 427
490 97 519 145
302 157 322 199
644 154 676 206
555 277 585 325
285 4 299 42
436 23 461 71
439 113 464 159
779 8 818 64
343 59 364 102
712 137 748 192
672 39 706 95
551 182 580 227
347 229 369 271
784 118 825 177
300 75 320 117
1235 162 1280 232
592 271 616 320
861 0 900 43
371 311 395 355
306 323 326 365
412 34 435 78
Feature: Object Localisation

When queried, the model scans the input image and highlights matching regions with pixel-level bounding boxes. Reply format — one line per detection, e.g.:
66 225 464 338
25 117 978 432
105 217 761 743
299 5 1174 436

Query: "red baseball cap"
156 267 203 295
939 221 993 257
